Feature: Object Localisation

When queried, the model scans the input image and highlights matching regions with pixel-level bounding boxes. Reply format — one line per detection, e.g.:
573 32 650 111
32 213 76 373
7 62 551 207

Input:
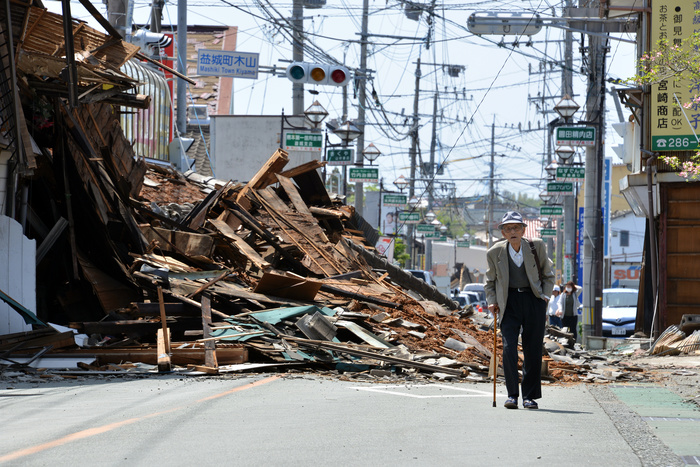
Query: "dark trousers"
562 315 578 342
501 289 547 400
549 315 563 327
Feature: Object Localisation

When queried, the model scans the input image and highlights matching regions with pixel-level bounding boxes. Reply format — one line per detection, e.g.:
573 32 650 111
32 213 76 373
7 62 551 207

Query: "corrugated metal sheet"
0 215 35 335
120 59 171 160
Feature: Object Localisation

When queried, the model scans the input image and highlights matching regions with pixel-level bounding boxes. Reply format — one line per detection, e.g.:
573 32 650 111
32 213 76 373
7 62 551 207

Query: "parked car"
601 288 639 338
406 269 436 286
462 283 487 309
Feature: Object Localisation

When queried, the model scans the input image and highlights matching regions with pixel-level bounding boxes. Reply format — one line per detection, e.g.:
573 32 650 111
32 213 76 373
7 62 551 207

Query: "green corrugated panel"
249 305 336 325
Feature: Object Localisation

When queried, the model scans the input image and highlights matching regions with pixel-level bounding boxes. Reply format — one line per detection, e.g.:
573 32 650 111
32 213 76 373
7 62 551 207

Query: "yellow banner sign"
650 1 700 151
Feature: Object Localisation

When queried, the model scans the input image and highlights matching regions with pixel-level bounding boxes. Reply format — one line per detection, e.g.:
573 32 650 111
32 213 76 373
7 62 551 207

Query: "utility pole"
107 0 128 39
582 5 607 343
291 0 304 115
425 92 438 270
354 0 369 217
176 0 187 135
562 0 575 285
150 0 163 32
487 117 495 249
407 58 421 269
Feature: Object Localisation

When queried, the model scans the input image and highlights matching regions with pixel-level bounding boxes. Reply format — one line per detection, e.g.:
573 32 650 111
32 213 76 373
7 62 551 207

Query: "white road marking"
352 383 508 399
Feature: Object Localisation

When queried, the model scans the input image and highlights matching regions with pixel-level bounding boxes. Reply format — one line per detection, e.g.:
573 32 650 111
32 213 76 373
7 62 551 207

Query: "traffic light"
612 119 641 173
285 62 351 86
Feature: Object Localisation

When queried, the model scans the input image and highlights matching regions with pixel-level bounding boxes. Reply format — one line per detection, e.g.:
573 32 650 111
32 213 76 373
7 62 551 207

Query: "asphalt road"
0 372 690 466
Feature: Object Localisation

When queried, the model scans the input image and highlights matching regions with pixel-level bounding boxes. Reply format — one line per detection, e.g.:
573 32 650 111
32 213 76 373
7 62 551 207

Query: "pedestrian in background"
547 285 562 327
557 280 582 342
485 211 555 410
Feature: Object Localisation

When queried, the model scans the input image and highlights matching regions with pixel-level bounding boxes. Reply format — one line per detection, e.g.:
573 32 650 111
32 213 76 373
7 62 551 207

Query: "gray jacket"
484 238 555 324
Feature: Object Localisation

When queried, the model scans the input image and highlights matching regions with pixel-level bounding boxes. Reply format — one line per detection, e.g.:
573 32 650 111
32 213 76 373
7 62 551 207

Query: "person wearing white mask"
557 280 582 342
547 285 562 327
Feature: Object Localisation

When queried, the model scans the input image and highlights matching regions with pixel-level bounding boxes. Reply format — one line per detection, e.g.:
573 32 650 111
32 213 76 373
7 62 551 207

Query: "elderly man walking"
485 211 555 410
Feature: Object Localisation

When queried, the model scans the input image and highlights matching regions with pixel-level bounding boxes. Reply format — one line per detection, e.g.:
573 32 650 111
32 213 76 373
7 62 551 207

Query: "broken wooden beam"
236 148 289 201
285 336 465 377
208 218 271 271
201 294 218 369
319 283 400 309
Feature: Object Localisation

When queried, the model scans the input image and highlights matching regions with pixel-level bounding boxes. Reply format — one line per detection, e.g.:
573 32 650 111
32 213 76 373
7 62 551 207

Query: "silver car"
601 288 639 338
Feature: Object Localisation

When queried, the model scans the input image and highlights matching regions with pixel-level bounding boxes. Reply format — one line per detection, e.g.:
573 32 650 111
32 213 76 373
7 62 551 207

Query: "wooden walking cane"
489 306 499 407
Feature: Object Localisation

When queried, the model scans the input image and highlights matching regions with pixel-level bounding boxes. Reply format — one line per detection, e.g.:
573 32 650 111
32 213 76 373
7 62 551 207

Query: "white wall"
430 240 488 280
210 115 323 183
0 215 35 335
610 212 645 264
609 211 645 288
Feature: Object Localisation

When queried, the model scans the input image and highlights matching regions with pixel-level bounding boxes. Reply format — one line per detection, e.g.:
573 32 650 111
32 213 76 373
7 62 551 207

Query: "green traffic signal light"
288 64 306 81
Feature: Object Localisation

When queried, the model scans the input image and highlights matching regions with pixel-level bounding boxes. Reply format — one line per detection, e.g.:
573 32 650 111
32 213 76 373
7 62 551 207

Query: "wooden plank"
208 218 271 270
236 148 289 202
276 175 313 216
156 328 171 372
309 206 346 219
157 286 171 355
222 199 307 272
253 271 322 301
82 346 248 366
279 160 325 179
258 187 291 213
201 294 218 369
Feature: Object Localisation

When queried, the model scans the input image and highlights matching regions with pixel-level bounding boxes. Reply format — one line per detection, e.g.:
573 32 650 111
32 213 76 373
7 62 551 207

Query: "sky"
44 0 639 202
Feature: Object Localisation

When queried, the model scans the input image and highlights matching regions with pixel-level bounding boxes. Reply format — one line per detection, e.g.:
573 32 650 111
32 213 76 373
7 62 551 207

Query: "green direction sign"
540 228 557 238
540 206 563 216
547 182 573 194
383 194 407 207
348 167 379 183
555 126 596 146
556 166 585 181
327 148 354 166
651 135 699 151
398 212 420 223
284 132 323 152
456 241 470 248
416 224 436 233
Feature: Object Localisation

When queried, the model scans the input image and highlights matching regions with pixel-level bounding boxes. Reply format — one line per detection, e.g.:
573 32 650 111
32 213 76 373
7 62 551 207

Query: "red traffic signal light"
285 62 351 86
328 66 350 86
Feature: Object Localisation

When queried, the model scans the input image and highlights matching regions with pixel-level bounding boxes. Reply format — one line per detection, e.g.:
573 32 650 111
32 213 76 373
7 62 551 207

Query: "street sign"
197 49 259 79
556 166 585 181
348 167 379 183
540 228 557 238
456 241 470 248
555 127 596 146
284 132 323 152
326 148 354 166
398 212 420 223
383 194 407 207
547 182 573 194
416 224 435 233
540 206 563 216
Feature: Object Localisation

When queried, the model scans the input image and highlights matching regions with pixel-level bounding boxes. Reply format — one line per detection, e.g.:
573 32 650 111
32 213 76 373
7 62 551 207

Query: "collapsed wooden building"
0 2 663 384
